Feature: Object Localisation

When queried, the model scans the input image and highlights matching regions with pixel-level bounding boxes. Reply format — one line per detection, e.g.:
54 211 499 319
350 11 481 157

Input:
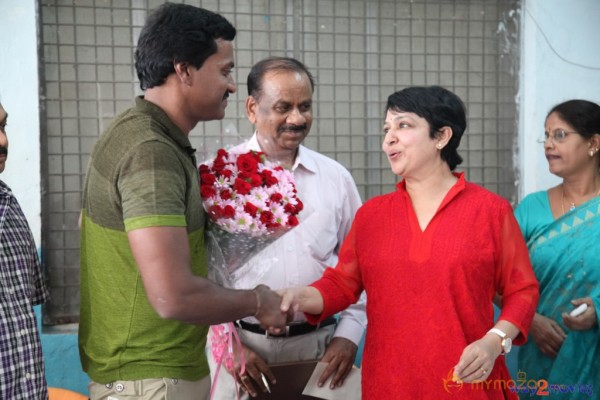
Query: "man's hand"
253 284 288 333
530 312 566 358
227 343 274 398
317 337 358 389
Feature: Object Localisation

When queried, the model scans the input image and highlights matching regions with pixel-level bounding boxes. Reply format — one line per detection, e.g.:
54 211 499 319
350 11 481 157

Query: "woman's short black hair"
385 86 467 171
135 3 236 90
547 99 600 140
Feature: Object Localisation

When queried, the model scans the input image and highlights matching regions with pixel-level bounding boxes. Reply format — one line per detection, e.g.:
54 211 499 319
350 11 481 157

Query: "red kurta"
309 173 539 399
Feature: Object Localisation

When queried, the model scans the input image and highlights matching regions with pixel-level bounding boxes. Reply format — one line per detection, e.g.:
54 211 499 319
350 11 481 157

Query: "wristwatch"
487 328 512 355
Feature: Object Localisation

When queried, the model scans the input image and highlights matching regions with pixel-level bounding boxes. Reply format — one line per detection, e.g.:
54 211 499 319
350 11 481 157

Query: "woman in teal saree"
515 99 600 399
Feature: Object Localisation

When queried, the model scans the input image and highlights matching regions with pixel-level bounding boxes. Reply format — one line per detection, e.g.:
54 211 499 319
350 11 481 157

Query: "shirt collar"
0 179 12 198
247 132 318 173
135 96 196 157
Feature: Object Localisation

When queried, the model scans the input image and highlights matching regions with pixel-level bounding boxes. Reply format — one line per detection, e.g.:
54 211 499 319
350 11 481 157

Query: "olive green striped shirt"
79 97 208 383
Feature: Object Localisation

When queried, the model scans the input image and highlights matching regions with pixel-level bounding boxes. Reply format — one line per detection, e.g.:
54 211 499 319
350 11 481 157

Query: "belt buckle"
265 325 290 338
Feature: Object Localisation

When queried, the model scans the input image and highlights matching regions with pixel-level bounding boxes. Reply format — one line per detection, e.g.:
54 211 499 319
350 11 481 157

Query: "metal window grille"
39 0 520 324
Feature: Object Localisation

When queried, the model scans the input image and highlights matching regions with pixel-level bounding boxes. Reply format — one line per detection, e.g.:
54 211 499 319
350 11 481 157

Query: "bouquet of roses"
199 148 303 399
199 148 303 287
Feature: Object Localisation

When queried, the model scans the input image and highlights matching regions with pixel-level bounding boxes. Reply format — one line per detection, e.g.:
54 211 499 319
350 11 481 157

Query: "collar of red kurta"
396 172 466 212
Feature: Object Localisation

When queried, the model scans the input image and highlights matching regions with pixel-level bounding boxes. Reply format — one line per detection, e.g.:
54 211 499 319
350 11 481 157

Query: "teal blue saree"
515 191 599 399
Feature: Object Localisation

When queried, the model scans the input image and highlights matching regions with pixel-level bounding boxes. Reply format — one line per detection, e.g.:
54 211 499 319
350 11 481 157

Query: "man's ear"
246 95 258 125
174 61 192 85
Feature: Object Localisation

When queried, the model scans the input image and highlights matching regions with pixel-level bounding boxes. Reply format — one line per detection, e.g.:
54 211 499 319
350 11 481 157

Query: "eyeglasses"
537 129 577 145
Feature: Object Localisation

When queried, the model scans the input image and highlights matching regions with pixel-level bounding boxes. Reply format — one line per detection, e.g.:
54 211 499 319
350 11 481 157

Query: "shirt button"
115 383 124 392
20 329 27 335
25 373 31 379
286 246 294 252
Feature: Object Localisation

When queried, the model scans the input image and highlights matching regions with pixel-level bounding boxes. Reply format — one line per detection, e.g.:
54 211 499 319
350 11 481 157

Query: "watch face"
503 337 512 353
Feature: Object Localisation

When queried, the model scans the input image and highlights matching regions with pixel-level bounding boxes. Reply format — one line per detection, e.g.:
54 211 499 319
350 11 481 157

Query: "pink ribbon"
210 322 247 400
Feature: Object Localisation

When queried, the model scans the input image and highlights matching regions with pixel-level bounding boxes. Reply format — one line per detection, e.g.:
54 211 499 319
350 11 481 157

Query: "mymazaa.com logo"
442 368 463 394
442 369 595 397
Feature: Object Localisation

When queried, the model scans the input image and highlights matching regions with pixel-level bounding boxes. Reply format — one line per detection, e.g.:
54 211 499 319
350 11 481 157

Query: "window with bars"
39 0 520 324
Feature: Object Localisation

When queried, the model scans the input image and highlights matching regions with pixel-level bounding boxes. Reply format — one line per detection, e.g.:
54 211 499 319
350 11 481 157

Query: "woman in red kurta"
281 86 539 399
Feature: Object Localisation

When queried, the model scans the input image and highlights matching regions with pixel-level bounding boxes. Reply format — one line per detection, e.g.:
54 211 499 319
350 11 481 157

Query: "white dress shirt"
228 133 367 345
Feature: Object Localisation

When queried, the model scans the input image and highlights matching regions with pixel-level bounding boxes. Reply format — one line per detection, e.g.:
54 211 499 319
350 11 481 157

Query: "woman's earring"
437 143 443 149
590 149 595 157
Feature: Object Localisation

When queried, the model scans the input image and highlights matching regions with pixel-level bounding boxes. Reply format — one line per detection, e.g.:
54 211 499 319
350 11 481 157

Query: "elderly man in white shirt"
206 57 366 399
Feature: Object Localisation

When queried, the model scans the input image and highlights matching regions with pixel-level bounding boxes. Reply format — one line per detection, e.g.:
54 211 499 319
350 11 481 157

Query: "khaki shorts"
89 376 210 400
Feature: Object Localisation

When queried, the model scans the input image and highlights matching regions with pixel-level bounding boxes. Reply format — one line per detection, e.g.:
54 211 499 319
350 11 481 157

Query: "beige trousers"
89 376 210 400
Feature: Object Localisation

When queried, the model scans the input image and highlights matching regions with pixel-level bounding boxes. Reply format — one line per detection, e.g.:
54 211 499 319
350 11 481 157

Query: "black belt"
235 317 337 338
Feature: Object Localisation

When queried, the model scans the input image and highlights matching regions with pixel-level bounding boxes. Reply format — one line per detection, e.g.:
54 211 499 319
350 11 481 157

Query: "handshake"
252 284 323 333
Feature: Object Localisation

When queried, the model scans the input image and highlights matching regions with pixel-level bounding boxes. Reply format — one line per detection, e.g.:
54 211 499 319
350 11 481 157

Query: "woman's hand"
530 312 566 358
278 286 324 315
453 334 501 383
562 297 598 331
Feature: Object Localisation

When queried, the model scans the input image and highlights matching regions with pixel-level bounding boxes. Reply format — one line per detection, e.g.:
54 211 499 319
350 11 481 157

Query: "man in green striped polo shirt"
79 4 288 399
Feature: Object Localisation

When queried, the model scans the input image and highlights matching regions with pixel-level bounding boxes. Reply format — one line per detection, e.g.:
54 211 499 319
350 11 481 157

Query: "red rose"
267 222 282 229
250 174 262 187
237 153 259 174
212 157 227 171
221 169 233 178
270 193 283 203
238 171 251 181
198 164 210 175
260 210 274 224
200 185 216 198
284 203 295 214
200 173 216 185
295 199 304 213
208 205 223 218
220 189 232 200
217 148 228 158
222 205 235 219
264 174 278 187
288 215 299 226
233 178 252 195
244 202 258 216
